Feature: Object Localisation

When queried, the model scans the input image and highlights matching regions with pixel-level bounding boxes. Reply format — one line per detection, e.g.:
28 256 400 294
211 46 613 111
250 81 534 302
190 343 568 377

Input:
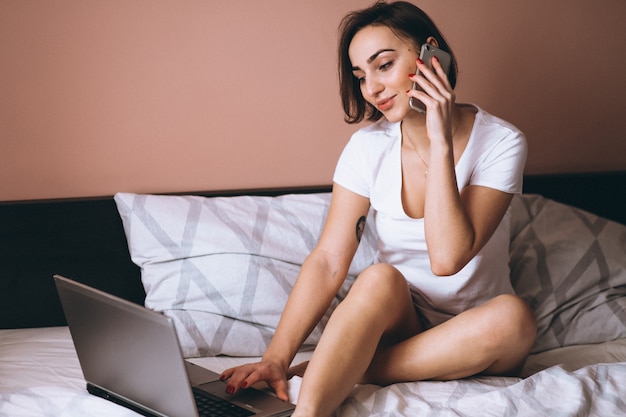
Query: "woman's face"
348 24 419 123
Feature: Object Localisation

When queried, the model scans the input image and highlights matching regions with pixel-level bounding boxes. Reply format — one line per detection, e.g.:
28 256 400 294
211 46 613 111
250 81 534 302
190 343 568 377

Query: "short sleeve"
333 133 371 198
470 125 528 194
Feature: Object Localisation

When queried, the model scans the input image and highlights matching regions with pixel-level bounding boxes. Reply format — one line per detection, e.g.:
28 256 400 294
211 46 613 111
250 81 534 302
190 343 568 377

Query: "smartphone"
409 43 452 113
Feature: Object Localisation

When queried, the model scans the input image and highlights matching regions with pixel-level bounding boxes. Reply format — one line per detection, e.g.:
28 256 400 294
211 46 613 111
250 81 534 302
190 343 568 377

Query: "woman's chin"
373 96 422 122
383 107 412 123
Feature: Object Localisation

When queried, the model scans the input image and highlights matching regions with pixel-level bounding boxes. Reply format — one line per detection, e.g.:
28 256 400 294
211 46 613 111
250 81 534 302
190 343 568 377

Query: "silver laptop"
54 275 295 417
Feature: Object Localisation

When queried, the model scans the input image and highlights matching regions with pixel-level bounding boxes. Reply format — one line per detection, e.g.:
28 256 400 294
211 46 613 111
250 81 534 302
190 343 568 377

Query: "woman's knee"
342 263 414 320
479 294 537 375
345 263 421 342
350 263 408 302
486 294 537 349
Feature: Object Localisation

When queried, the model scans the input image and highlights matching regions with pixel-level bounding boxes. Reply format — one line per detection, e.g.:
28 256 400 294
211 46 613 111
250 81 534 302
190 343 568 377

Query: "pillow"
114 192 377 357
509 194 626 353
116 190 626 358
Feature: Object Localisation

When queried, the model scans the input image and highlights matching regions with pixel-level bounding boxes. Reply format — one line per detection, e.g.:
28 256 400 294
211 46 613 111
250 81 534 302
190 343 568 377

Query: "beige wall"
1 0 624 201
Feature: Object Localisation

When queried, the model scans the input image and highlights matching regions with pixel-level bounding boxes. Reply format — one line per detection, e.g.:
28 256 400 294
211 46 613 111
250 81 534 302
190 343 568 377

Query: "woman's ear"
425 36 440 48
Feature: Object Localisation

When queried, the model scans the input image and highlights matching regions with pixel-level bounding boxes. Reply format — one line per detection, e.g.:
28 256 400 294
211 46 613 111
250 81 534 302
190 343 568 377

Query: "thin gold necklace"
412 144 430 176
406 117 461 177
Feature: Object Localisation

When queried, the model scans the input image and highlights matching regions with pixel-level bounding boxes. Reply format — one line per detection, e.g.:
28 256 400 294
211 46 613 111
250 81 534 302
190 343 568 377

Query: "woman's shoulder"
352 118 400 139
462 103 527 162
468 104 524 137
336 119 401 177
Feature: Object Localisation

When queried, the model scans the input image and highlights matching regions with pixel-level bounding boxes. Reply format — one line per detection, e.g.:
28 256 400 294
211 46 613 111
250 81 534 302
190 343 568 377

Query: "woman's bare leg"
364 293 537 385
292 265 537 417
292 264 421 417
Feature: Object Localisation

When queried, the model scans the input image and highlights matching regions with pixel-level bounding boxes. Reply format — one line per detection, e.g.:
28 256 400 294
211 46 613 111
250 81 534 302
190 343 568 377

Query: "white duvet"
2 327 625 416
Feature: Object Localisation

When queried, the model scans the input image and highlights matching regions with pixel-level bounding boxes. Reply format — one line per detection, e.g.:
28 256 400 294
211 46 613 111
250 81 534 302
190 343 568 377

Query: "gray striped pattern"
114 192 376 357
115 192 626 358
509 194 626 353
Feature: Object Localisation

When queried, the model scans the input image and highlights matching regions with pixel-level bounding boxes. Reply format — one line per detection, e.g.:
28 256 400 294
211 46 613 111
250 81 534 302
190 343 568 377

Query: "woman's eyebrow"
351 48 396 71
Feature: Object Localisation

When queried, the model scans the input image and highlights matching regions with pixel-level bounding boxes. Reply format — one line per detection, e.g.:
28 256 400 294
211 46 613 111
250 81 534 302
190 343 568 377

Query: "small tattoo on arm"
356 216 366 243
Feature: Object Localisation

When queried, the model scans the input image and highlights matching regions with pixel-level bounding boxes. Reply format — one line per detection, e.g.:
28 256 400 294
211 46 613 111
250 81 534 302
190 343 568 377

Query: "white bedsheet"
2 327 625 416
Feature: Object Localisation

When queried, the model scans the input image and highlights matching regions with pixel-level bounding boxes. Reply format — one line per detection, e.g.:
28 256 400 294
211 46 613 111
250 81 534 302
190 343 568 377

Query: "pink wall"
1 0 625 201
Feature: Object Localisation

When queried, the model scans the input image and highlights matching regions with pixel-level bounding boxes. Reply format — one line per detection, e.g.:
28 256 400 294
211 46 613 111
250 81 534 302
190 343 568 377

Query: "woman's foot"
287 361 309 379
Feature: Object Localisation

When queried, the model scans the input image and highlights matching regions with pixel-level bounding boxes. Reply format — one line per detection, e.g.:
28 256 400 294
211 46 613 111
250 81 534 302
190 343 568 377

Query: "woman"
221 2 537 416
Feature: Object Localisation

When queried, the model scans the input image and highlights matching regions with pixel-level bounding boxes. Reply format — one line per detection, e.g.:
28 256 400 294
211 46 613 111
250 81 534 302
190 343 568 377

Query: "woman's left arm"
425 171 513 276
414 57 516 276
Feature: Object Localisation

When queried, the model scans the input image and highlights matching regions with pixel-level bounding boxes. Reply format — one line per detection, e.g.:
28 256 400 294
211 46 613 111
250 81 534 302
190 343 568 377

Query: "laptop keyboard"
193 390 255 417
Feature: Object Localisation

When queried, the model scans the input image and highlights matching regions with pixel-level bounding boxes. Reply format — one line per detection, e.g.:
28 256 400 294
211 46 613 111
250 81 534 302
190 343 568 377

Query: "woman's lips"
376 95 395 111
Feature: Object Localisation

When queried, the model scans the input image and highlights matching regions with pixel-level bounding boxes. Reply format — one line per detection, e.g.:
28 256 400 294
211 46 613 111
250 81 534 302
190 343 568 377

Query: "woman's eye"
380 61 393 71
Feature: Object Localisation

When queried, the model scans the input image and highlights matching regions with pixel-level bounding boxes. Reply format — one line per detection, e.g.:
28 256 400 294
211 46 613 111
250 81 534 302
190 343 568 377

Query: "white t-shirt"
333 105 527 326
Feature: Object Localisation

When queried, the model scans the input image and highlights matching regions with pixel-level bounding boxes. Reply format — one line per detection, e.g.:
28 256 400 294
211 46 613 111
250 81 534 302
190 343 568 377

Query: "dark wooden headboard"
1 173 624 329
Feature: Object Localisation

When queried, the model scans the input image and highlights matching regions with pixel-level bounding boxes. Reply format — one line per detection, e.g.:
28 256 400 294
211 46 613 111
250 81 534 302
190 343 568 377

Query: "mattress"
1 327 625 416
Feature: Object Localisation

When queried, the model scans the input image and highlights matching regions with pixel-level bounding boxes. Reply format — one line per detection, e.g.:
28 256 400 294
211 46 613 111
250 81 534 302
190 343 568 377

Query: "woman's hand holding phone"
408 44 452 113
408 44 457 146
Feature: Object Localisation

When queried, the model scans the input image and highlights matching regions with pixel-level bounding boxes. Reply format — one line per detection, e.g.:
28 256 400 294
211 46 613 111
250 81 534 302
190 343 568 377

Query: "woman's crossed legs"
292 263 537 417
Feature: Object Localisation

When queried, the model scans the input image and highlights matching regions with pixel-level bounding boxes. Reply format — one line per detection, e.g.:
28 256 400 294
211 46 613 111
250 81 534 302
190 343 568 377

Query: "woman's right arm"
221 184 371 400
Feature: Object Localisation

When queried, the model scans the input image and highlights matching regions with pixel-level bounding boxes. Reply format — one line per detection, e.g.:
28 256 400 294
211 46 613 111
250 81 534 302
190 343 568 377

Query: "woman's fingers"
220 361 289 401
222 363 263 394
219 367 235 381
430 55 453 91
408 58 456 143
412 58 452 104
269 377 290 402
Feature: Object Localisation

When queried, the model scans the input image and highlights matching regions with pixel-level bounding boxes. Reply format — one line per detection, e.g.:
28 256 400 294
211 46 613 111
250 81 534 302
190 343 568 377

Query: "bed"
1 171 625 416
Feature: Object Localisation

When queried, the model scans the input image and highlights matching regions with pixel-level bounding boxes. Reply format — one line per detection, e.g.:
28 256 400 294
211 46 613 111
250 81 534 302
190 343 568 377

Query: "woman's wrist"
428 139 453 164
261 351 292 373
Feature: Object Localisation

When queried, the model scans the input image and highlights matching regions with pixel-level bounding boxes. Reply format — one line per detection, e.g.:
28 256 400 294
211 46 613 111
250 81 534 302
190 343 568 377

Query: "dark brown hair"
338 1 458 124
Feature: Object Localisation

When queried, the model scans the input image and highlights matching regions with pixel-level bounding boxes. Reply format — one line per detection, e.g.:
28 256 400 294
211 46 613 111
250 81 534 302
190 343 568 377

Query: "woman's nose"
364 76 384 97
